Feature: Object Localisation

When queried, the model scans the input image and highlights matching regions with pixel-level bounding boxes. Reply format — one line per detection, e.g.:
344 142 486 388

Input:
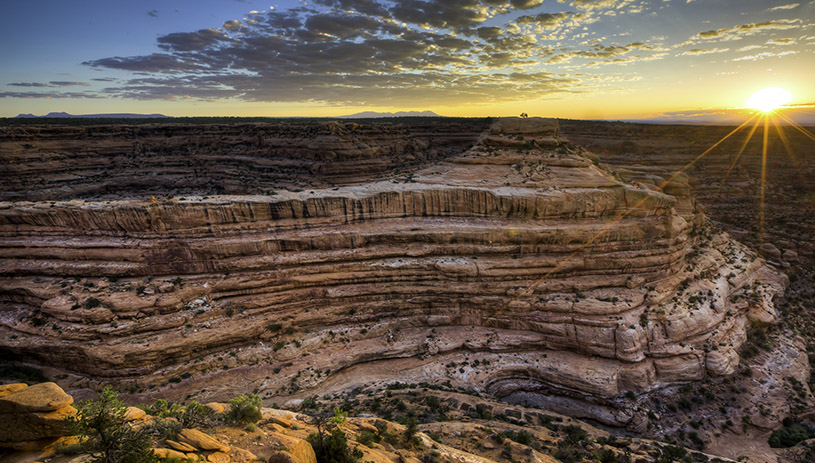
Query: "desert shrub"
404 417 420 446
503 430 532 446
143 398 184 418
357 430 379 447
142 398 219 433
769 424 811 448
562 425 588 445
596 449 617 463
226 394 263 425
308 429 363 463
553 446 583 463
148 417 182 441
67 386 159 463
657 445 689 463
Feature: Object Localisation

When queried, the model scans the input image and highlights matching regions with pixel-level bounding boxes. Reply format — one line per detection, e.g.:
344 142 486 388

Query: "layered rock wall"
0 118 784 428
0 119 488 200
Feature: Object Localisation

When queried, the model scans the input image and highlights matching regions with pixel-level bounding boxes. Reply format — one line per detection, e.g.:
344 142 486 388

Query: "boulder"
154 447 191 460
124 406 147 422
208 451 231 463
271 433 317 463
231 447 259 462
167 439 198 452
759 243 782 261
0 382 77 446
178 428 231 453
205 402 228 414
0 382 73 413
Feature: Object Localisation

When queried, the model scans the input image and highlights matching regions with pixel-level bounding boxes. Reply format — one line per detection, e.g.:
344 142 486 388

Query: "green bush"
403 417 420 447
226 394 263 425
769 424 811 448
67 386 159 463
595 449 617 463
308 429 363 463
357 430 379 447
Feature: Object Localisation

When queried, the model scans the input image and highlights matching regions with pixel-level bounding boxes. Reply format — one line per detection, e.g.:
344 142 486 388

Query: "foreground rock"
0 382 76 447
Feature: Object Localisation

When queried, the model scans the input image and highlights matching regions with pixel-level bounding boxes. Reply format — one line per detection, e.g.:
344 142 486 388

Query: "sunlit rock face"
0 117 784 428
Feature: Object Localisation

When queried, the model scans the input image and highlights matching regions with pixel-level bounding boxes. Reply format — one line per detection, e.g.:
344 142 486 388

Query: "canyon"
1 116 813 462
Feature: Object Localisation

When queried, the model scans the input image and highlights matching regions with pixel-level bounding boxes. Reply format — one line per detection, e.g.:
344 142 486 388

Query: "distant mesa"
14 111 171 119
337 110 443 118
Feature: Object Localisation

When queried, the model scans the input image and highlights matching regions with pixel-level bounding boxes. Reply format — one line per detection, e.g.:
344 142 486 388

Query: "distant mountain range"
337 110 443 118
15 112 170 119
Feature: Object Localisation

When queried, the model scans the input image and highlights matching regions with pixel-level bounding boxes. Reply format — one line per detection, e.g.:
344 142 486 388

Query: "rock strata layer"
0 119 488 200
0 118 784 428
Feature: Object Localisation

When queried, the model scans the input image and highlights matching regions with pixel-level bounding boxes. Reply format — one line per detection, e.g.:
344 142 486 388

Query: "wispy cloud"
767 3 800 12
733 50 798 61
678 47 729 55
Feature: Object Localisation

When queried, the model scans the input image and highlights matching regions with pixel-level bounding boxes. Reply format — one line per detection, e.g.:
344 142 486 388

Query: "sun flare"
747 87 792 113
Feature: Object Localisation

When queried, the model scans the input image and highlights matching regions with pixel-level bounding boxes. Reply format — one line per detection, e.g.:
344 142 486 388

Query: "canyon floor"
1 116 814 463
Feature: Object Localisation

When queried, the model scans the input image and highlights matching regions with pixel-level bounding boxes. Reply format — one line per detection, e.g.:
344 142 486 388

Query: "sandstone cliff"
0 118 785 432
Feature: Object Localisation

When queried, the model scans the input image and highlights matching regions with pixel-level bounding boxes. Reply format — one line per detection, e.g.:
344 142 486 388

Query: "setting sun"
747 87 792 113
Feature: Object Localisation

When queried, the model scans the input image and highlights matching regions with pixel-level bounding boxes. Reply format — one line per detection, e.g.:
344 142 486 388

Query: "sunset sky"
1 0 813 120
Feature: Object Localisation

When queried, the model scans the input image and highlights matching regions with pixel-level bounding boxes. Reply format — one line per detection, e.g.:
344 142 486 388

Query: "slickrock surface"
0 118 785 431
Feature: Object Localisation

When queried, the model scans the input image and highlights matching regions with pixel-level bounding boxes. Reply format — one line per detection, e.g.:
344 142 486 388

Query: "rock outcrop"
0 382 76 447
0 118 785 429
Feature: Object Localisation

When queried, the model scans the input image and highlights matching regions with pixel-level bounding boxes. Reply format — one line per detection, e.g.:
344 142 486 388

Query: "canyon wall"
0 118 784 429
0 119 488 200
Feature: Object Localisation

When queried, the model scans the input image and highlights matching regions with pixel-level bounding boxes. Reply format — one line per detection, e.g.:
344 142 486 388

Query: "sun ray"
499 114 759 309
713 115 762 201
759 114 769 243
770 113 797 165
769 113 807 186
774 111 815 142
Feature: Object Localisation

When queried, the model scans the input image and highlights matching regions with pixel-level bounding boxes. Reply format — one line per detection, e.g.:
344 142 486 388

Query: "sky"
1 0 814 120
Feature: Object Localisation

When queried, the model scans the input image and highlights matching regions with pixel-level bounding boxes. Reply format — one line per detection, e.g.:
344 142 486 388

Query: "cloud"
766 37 796 45
8 82 52 87
157 29 234 52
0 91 102 99
84 53 204 72
66 0 669 105
733 50 798 61
678 47 729 55
767 3 799 11
690 20 802 42
223 20 242 32
49 81 90 86
515 11 574 29
8 81 89 87
561 0 620 10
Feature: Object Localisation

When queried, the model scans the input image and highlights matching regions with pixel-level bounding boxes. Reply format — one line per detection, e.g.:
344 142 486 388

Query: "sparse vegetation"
67 386 159 463
226 393 263 425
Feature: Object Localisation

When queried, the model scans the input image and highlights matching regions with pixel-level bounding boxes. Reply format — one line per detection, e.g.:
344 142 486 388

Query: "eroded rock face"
0 118 784 427
0 119 488 200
